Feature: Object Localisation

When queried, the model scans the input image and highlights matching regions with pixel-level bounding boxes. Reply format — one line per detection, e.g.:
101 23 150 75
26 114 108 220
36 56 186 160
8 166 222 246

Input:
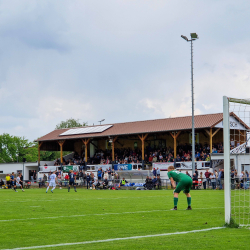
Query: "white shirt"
16 176 20 184
50 174 57 182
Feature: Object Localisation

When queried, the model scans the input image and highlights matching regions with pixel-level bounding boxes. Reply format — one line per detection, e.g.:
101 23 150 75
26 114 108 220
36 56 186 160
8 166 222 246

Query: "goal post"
223 96 231 224
223 96 250 227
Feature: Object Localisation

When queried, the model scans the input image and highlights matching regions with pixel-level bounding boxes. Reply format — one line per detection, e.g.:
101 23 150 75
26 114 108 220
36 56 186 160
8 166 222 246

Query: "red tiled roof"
37 113 225 142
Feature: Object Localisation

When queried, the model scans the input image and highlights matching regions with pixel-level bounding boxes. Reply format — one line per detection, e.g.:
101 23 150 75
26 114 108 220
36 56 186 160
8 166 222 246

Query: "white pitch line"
1 195 167 203
2 227 225 250
0 207 224 222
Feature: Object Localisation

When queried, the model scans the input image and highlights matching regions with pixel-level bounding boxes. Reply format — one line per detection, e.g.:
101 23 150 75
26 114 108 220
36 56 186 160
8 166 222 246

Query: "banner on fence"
152 162 173 170
62 165 79 172
114 164 132 171
175 161 210 170
153 161 210 170
94 164 112 171
39 166 57 172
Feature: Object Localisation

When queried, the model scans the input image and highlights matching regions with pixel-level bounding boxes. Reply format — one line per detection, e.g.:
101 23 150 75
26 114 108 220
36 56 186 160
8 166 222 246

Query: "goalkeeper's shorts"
175 178 193 194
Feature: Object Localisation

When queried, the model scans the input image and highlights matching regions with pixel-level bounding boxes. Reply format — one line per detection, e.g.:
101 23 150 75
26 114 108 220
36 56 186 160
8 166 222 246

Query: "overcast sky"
0 0 250 142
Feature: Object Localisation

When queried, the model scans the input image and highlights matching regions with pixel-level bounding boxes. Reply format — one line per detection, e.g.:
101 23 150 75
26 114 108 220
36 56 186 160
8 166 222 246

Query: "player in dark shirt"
68 170 77 192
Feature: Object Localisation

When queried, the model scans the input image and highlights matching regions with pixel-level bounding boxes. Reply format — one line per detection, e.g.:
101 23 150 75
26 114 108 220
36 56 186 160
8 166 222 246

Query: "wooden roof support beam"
205 128 220 154
212 128 220 137
82 139 90 163
138 134 148 161
58 140 65 164
169 131 181 158
205 129 210 137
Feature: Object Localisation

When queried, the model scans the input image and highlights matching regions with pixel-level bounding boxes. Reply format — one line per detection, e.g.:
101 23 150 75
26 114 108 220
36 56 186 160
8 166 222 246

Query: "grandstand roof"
37 113 227 142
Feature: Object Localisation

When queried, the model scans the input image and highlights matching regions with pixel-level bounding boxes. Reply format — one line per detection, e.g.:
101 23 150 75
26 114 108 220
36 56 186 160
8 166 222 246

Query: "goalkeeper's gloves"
173 189 176 194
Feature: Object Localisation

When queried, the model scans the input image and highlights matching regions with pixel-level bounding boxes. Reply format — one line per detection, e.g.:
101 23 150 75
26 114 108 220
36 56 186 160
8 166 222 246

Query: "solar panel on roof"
59 125 113 136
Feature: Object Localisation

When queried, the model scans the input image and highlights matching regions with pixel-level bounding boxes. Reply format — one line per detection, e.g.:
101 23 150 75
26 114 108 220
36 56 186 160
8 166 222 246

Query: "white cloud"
1 0 250 141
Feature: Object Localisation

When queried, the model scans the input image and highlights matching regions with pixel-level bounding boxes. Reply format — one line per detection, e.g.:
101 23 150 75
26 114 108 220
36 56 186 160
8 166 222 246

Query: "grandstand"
37 112 247 171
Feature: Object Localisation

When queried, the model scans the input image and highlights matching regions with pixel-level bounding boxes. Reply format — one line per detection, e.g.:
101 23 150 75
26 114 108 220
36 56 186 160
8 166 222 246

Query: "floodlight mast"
181 33 199 175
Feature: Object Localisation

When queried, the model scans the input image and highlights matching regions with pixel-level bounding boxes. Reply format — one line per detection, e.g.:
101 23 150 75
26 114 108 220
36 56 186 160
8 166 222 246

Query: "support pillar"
82 139 90 163
138 134 148 160
58 140 65 164
138 134 148 169
169 131 181 159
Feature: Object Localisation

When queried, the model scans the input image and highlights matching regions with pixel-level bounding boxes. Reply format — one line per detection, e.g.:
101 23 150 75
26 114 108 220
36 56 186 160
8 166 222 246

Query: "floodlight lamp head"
98 119 105 124
181 35 189 41
190 33 199 39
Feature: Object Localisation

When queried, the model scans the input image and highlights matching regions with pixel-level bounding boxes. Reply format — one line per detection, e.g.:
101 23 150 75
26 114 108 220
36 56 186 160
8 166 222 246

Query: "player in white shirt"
13 174 25 192
46 171 58 193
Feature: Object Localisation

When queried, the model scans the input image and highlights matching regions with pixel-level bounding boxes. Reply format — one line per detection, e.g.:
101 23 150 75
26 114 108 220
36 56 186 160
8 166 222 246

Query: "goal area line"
0 207 224 223
2 227 224 250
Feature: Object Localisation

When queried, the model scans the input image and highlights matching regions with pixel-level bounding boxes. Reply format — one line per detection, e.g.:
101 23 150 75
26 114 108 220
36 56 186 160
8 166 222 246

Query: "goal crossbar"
228 97 250 105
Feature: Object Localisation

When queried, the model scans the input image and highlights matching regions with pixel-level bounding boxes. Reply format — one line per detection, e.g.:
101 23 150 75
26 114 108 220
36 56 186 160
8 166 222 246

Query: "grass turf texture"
0 188 249 250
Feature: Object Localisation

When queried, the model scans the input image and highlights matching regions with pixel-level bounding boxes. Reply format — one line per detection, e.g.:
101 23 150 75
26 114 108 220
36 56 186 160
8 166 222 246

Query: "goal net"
223 96 250 226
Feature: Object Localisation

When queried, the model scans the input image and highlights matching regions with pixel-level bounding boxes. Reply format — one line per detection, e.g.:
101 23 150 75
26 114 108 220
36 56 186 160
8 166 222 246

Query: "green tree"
0 133 37 163
55 118 87 129
38 118 88 161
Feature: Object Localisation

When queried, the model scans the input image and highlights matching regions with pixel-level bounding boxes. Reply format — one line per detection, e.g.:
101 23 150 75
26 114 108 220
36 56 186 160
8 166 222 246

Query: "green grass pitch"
0 188 249 250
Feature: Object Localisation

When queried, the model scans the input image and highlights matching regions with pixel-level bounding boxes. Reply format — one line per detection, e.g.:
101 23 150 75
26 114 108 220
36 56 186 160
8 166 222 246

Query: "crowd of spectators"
53 142 225 167
185 168 250 190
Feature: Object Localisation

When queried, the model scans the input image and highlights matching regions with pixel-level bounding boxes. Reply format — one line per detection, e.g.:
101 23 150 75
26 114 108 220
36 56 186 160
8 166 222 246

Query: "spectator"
220 169 224 190
0 179 5 187
152 155 158 162
144 176 150 189
64 173 69 187
103 171 108 180
156 168 160 176
210 173 216 189
102 177 109 189
246 170 249 181
205 169 211 186
148 154 153 163
43 174 47 187
33 170 37 182
97 168 102 181
153 168 157 177
156 176 161 190
152 176 157 189
192 173 198 189
86 173 91 189
83 171 87 186
200 172 206 190
79 170 83 186
218 168 222 188
107 167 112 179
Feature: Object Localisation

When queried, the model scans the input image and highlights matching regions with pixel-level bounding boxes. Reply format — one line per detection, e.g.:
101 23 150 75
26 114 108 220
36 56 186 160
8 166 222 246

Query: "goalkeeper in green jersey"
167 166 193 210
